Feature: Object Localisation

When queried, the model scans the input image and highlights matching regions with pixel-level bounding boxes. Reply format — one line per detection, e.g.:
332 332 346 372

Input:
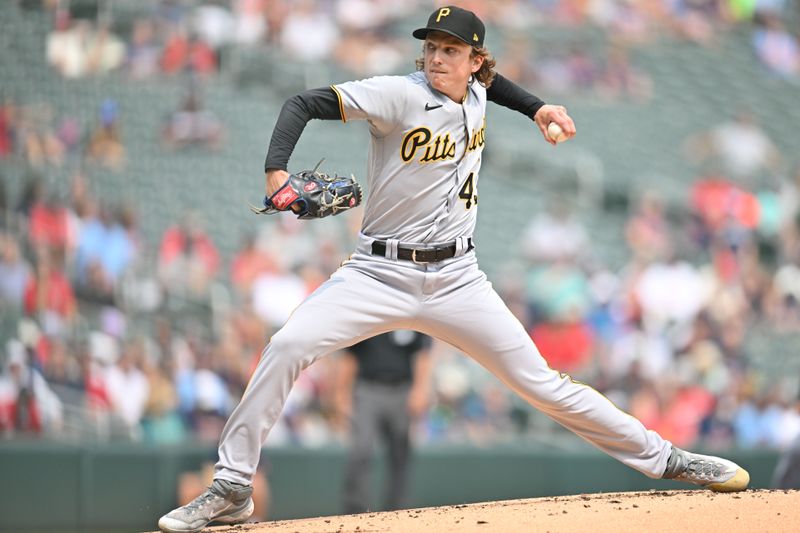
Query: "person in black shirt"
334 330 433 513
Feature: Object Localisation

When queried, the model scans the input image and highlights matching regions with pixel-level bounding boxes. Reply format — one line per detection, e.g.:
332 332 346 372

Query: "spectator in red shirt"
28 192 71 257
0 340 64 436
0 97 17 159
159 213 220 297
230 233 276 296
23 247 76 324
161 27 217 76
529 320 594 374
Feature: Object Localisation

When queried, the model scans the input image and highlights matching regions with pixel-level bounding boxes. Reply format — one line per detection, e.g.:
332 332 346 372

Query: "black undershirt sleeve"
486 73 545 121
264 86 342 172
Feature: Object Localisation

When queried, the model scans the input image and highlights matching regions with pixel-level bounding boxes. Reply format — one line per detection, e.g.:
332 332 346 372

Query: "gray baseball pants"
215 235 672 485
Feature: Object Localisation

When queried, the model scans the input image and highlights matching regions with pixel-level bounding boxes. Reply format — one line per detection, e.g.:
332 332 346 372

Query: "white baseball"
547 122 568 143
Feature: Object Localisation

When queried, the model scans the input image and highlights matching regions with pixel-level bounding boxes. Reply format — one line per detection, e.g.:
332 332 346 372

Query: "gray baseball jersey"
213 71 672 488
332 71 485 244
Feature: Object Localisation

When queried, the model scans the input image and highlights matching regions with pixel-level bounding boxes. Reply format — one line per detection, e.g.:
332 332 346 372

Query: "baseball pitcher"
158 6 749 532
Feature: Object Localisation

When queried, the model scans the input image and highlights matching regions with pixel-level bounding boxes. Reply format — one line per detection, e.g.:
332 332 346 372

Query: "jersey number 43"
459 172 478 210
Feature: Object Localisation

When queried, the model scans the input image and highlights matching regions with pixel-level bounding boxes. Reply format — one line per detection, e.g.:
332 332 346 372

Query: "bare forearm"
265 169 289 196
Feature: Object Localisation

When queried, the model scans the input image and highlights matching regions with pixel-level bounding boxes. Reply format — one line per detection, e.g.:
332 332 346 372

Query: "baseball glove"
251 160 362 220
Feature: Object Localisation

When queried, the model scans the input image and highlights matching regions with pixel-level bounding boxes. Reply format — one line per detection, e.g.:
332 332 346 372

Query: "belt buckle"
411 249 426 264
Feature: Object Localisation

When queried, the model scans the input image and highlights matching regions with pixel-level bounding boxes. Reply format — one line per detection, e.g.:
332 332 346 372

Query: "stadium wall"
0 441 779 532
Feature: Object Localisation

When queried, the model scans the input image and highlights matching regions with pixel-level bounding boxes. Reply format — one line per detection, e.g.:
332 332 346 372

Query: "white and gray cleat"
158 479 254 533
662 446 750 492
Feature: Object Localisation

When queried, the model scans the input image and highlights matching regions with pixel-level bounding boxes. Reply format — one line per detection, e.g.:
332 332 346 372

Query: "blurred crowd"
0 170 358 444
35 0 800 88
509 159 800 453
0 81 223 172
0 96 125 171
1 0 799 451
3 127 800 451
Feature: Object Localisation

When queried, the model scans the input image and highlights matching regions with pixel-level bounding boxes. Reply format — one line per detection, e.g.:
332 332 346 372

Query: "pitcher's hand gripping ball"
251 160 362 219
547 122 568 143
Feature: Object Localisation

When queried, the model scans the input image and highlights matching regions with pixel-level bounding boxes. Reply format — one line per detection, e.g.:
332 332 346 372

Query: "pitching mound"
197 489 796 533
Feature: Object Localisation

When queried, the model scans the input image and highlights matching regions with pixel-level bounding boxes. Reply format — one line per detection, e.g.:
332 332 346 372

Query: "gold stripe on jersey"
330 85 347 123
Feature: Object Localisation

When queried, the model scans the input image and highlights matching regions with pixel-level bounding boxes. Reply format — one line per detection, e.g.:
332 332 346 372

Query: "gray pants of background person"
773 433 800 489
342 381 411 513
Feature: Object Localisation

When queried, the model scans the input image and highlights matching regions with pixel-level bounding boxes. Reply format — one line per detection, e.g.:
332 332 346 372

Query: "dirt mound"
198 489 797 533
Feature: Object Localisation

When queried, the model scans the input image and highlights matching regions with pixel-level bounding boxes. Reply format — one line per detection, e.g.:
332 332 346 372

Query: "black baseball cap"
412 6 485 48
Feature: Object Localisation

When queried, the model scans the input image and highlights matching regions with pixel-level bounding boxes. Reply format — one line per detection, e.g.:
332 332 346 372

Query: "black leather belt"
371 238 473 263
